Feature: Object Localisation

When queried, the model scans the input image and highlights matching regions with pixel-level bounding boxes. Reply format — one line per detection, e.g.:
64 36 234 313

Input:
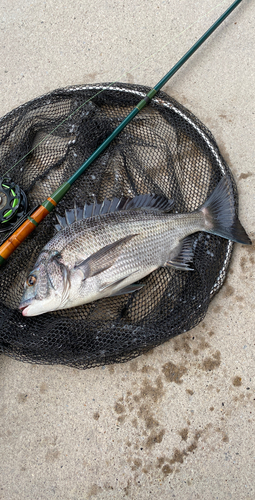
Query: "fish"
19 176 251 317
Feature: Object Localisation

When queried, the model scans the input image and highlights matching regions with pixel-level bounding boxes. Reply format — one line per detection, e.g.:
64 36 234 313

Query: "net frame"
0 82 236 368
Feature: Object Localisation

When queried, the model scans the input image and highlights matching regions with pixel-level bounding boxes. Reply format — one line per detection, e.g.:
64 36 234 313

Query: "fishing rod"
0 0 243 266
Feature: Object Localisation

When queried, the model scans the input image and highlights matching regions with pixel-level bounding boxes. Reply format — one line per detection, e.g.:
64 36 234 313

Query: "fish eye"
26 275 37 287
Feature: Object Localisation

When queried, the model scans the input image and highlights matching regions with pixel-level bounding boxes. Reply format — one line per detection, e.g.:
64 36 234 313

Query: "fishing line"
3 0 232 178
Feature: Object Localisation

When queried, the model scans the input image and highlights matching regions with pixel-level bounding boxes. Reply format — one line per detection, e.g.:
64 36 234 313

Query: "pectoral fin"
99 273 144 296
166 236 194 271
74 234 138 280
111 283 144 296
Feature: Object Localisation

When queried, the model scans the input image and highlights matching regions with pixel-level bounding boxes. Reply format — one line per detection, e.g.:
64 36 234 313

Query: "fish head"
19 250 70 316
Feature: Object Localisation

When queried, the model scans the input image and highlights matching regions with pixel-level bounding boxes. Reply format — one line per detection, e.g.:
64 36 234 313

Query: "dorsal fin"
54 194 174 231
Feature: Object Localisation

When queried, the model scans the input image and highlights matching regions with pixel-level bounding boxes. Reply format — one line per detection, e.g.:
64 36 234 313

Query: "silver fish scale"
44 209 205 276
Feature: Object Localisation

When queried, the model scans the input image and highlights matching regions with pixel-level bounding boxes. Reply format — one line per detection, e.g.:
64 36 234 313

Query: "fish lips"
19 296 59 317
19 298 33 317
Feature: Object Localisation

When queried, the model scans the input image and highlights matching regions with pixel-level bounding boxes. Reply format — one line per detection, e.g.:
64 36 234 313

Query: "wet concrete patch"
232 376 242 387
162 362 187 384
202 351 221 371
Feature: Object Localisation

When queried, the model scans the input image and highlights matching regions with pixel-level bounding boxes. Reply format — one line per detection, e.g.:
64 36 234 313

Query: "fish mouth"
19 299 33 316
19 296 61 316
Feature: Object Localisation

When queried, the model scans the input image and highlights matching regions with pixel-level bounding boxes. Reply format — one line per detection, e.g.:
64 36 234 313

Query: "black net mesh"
0 83 236 368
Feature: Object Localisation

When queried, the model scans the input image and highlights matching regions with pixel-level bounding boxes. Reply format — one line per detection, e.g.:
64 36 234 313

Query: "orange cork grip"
0 205 50 261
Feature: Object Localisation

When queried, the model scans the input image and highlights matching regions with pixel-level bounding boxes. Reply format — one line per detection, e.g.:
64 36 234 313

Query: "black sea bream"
19 176 251 316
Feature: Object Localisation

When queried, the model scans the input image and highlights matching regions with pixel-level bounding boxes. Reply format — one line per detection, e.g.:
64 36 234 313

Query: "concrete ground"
0 0 254 498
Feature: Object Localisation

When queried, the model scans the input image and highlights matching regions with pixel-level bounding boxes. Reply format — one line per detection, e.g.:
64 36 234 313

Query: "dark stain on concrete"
133 377 164 403
233 393 245 403
130 360 138 372
145 429 165 448
93 412 100 420
141 365 152 373
155 430 203 476
187 432 201 455
213 305 222 313
40 382 48 394
84 72 98 81
173 334 191 353
170 448 186 464
223 284 235 298
123 480 131 496
187 440 198 453
198 337 210 350
157 457 165 468
219 113 233 123
186 389 194 396
128 402 135 412
162 362 187 384
210 407 214 411
126 73 134 84
179 428 189 441
131 418 138 428
222 433 229 443
107 365 115 374
118 415 126 424
240 256 248 271
45 449 59 462
87 484 103 498
238 172 253 180
131 458 142 471
208 330 215 337
232 376 242 387
216 427 230 443
17 393 28 403
137 405 159 430
202 351 221 371
235 295 244 302
114 402 125 414
162 464 174 475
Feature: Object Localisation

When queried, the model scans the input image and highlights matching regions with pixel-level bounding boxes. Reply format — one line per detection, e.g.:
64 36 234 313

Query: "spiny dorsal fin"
54 194 174 231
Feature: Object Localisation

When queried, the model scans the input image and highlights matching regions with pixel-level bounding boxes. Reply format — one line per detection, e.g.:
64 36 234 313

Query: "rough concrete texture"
0 0 254 498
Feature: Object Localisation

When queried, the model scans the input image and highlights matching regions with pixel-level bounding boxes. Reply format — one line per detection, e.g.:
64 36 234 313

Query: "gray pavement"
0 0 254 498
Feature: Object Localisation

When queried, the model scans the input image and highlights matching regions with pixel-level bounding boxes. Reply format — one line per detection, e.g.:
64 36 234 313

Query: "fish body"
19 176 251 316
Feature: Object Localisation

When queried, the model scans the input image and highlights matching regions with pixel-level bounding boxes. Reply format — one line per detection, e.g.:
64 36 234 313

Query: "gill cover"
19 250 71 316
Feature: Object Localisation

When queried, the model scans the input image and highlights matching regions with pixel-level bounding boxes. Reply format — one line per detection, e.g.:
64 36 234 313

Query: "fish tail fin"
200 176 251 245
